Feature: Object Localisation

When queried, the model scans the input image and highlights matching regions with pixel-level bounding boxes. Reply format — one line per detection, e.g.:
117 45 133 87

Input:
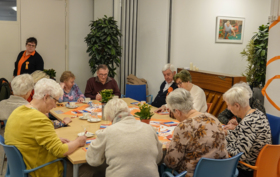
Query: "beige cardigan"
86 115 163 177
0 95 28 120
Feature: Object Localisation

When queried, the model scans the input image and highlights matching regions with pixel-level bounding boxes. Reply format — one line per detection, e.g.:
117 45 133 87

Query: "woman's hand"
154 105 169 113
59 82 65 89
228 118 238 126
63 117 72 125
223 124 237 131
77 97 84 103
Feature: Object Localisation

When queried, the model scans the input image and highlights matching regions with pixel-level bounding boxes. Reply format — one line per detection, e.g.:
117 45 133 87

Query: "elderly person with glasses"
59 71 85 103
223 86 271 177
5 78 87 177
156 69 207 114
164 88 228 177
86 98 163 177
218 82 266 125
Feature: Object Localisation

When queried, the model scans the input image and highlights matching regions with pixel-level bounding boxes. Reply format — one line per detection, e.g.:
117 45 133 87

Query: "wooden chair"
206 103 212 113
238 144 280 177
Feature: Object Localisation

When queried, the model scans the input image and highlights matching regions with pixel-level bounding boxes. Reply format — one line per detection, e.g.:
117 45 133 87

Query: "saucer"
65 104 78 109
77 132 94 137
79 116 90 120
87 118 101 123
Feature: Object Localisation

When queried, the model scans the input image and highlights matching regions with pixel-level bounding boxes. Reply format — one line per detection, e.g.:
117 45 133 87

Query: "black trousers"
238 168 254 177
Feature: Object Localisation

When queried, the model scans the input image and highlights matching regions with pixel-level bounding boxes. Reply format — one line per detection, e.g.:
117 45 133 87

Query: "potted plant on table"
135 102 154 124
100 89 113 120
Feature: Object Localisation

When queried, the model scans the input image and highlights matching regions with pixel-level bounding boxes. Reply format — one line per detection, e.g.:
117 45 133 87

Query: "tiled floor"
0 127 7 177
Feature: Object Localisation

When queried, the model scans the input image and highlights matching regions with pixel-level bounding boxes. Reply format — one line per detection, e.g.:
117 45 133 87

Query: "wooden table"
51 98 174 177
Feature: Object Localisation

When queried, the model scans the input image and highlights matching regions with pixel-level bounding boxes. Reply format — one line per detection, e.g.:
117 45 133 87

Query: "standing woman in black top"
13 37 44 76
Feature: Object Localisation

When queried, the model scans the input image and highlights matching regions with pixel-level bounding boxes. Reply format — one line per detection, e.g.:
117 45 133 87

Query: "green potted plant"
85 15 122 78
241 24 269 88
44 69 56 80
135 102 154 124
100 89 113 103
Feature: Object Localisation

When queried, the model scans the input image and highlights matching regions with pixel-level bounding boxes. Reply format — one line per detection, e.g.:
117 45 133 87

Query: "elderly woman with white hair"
164 88 228 177
86 98 163 177
5 78 87 177
223 86 271 177
0 74 34 121
218 82 266 125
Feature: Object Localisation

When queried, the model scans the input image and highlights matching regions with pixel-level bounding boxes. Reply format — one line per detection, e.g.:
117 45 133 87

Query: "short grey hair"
33 78 63 100
166 88 193 114
31 70 50 84
162 63 176 72
232 82 252 98
11 74 34 96
104 99 130 122
223 87 250 108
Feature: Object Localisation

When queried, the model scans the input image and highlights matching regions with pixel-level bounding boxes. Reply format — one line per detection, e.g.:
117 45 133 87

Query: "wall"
136 0 271 100
68 0 95 93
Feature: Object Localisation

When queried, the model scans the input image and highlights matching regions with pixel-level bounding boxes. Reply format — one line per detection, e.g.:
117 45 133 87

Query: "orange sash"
17 50 35 75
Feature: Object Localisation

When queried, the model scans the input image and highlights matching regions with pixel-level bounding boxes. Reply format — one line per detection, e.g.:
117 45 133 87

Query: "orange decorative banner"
262 75 280 111
266 56 280 66
269 16 280 30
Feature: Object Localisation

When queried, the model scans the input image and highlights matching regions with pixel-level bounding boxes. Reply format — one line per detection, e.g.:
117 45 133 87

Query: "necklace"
244 108 252 117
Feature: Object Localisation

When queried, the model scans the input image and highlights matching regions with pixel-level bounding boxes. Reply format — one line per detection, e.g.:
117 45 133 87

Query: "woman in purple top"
59 71 85 102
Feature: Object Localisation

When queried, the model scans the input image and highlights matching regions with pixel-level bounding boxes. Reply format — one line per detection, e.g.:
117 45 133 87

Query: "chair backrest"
125 84 146 102
193 153 243 177
267 113 280 144
206 103 212 113
254 144 280 177
0 135 27 177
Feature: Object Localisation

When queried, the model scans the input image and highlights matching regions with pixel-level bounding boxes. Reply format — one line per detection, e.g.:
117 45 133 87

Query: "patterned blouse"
164 113 228 177
226 109 271 171
59 83 85 102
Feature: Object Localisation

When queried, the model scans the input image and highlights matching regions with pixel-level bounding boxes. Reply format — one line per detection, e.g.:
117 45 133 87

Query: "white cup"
85 98 91 102
69 102 76 107
113 95 119 99
83 112 91 119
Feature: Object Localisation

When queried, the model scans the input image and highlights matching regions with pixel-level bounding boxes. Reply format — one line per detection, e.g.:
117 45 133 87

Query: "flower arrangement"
44 69 56 79
100 89 113 103
135 102 154 120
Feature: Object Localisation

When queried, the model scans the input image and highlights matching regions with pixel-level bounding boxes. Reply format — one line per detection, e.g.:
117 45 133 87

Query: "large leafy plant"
241 24 269 87
85 15 122 78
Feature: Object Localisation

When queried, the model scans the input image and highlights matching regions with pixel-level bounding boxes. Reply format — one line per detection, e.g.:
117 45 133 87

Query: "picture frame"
215 16 245 43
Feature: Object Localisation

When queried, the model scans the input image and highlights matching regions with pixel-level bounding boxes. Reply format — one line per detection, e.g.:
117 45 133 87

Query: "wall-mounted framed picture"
216 16 245 43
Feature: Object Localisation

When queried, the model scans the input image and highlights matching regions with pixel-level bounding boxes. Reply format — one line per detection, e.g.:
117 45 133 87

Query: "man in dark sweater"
151 64 178 108
84 64 121 101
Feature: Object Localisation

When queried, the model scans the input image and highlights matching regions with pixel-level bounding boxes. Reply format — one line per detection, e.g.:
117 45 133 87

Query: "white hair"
31 70 50 84
162 63 176 72
166 88 193 114
223 87 250 108
232 82 252 98
104 99 130 122
11 74 34 96
33 78 63 100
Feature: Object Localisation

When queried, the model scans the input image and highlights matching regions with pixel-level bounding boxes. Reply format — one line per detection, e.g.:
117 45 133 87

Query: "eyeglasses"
176 82 183 87
27 44 36 48
56 103 64 107
98 73 108 77
49 95 59 102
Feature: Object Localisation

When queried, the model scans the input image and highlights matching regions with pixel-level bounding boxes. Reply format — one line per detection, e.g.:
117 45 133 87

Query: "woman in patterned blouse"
164 88 228 177
223 86 271 177
59 71 85 102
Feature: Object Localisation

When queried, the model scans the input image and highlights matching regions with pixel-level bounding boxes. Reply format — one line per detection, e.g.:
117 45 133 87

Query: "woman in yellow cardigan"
5 78 87 177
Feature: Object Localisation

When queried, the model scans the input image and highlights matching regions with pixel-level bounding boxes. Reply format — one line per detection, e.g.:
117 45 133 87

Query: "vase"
141 119 151 124
101 103 106 121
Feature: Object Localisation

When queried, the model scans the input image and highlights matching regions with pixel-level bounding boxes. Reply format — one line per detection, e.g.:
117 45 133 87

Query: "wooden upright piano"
177 68 247 117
